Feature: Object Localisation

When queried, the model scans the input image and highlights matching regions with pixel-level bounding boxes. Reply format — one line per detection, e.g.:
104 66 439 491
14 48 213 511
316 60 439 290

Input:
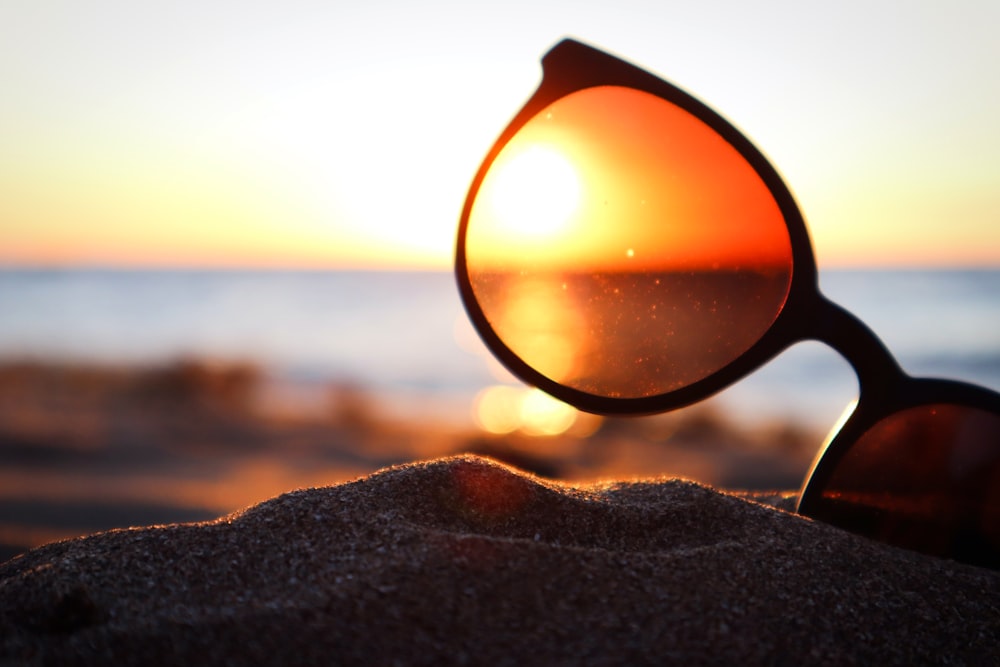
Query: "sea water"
0 268 997 433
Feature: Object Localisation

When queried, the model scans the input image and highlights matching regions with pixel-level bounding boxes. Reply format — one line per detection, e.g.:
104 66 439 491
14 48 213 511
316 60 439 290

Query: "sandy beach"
2 455 998 665
2 362 997 663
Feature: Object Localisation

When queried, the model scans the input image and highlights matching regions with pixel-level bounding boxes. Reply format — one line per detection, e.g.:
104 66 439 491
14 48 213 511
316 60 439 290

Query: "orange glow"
472 276 592 385
467 86 792 273
519 388 578 436
474 384 595 437
0 156 443 270
475 385 525 434
450 458 535 518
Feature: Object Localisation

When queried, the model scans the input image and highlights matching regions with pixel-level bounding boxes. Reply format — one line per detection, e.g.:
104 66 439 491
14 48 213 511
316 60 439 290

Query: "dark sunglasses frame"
455 39 1000 556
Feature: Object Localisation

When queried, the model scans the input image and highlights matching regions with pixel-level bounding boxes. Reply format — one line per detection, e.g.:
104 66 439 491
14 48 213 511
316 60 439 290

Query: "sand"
1 455 998 665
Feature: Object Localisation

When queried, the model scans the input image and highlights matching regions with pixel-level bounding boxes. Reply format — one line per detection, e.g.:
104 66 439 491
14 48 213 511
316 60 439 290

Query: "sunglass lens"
465 86 793 399
808 404 1000 568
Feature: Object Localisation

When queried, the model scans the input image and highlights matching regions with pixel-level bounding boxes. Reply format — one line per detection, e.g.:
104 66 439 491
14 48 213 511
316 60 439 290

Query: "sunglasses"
455 39 1000 570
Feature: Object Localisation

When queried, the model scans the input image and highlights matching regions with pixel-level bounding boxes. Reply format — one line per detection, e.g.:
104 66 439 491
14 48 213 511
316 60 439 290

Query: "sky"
1 1 998 269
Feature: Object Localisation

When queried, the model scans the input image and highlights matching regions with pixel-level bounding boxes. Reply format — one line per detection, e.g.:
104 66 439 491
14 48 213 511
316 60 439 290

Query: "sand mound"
1 455 998 665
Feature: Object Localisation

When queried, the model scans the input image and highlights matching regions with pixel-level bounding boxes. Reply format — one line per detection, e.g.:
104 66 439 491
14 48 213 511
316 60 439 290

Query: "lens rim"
456 38 819 415
798 377 1000 514
797 378 1000 567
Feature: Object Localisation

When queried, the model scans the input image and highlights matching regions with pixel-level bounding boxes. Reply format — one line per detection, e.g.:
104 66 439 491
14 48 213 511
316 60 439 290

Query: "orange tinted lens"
813 404 1000 568
465 86 793 398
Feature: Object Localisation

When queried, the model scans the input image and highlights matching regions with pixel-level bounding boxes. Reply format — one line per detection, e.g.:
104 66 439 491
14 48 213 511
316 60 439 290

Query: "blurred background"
2 1 999 561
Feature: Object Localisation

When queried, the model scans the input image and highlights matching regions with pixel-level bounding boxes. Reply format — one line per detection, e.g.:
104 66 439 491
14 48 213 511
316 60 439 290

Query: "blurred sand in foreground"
0 360 819 561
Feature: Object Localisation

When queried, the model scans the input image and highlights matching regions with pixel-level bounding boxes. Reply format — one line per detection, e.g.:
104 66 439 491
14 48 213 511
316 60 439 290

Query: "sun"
485 144 581 240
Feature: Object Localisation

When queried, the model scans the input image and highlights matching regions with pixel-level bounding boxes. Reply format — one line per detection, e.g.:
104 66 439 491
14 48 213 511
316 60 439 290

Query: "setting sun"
485 144 581 240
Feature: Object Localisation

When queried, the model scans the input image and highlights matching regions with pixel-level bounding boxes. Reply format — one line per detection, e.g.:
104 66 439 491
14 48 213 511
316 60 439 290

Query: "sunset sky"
2 1 998 269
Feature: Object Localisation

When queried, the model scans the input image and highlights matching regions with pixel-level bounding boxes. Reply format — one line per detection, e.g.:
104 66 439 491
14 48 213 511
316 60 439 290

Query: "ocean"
1 268 998 436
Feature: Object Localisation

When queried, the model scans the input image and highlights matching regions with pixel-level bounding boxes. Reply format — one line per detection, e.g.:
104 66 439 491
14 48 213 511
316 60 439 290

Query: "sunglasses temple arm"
805 294 907 399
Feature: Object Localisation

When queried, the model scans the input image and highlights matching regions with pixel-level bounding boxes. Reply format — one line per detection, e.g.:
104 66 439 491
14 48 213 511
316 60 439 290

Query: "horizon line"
1 260 998 273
